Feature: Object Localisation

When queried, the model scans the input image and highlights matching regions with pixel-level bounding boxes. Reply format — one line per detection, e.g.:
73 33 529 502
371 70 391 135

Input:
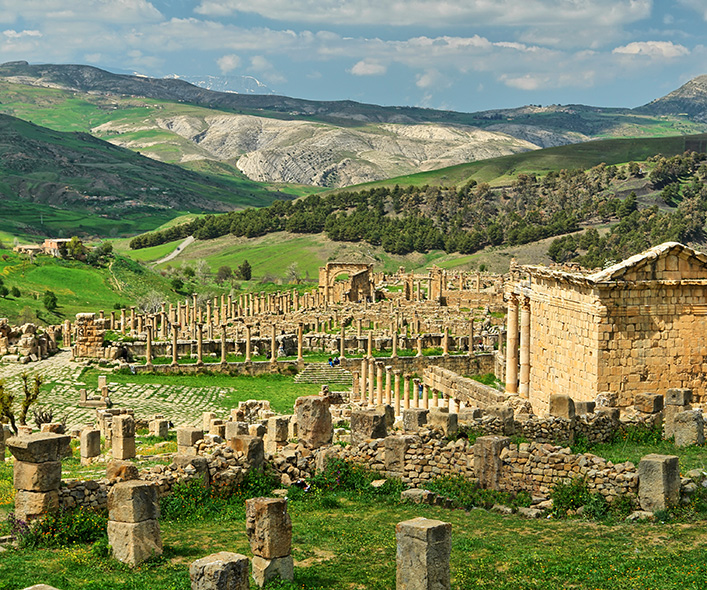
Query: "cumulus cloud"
613 41 690 59
3 29 42 38
217 54 241 73
249 55 286 84
350 60 386 76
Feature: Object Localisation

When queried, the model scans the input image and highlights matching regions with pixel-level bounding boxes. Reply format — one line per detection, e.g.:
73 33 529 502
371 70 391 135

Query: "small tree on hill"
43 290 58 311
18 373 42 427
216 265 233 284
171 277 184 292
238 259 252 281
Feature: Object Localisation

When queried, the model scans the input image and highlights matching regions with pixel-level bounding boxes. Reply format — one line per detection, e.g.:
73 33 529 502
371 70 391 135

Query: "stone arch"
319 262 373 303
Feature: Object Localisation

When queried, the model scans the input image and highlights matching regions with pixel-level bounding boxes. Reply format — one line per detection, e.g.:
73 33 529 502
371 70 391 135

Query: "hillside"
636 76 707 121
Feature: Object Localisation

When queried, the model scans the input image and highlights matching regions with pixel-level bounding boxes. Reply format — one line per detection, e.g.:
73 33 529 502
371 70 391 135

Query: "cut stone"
108 519 163 567
108 480 160 523
251 555 294 587
350 409 387 444
6 433 70 463
638 454 680 512
80 429 101 458
14 490 59 521
294 395 332 449
190 552 250 590
245 497 292 559
402 408 429 432
13 460 61 492
228 435 264 470
396 517 451 590
549 394 575 420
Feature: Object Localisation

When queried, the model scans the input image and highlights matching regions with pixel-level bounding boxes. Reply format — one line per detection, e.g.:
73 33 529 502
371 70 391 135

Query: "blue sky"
1 1 706 112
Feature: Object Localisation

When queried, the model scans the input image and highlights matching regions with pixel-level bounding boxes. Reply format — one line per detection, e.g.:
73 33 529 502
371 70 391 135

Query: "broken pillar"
396 517 451 590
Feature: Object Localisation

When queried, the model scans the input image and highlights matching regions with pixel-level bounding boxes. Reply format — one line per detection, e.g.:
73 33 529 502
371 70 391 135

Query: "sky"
1 0 706 113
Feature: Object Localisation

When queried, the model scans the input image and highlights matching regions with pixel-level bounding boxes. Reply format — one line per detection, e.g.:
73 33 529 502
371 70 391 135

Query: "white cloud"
613 41 690 59
350 60 386 76
3 29 42 39
249 55 286 84
416 69 448 89
0 0 162 24
217 54 241 73
679 0 707 21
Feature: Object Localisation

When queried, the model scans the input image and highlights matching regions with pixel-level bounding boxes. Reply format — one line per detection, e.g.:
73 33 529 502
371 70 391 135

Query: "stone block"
402 408 428 432
638 454 680 512
225 422 249 440
294 395 332 449
149 420 169 438
245 497 292 559
249 424 266 438
666 388 692 407
350 409 387 444
474 436 510 491
106 459 139 481
107 519 163 566
595 391 618 407
108 480 159 523
80 429 101 458
173 455 211 486
14 490 59 520
315 446 340 474
203 412 217 432
267 416 290 443
21 585 63 590
428 409 458 437
210 419 226 438
7 433 70 463
596 407 620 422
177 427 203 448
377 404 395 429
487 404 515 435
112 436 136 461
574 401 595 416
385 436 414 473
458 407 482 424
673 410 705 447
14 460 61 492
549 394 575 420
634 393 663 414
190 552 250 590
113 414 135 439
251 555 294 587
396 517 451 590
229 435 264 469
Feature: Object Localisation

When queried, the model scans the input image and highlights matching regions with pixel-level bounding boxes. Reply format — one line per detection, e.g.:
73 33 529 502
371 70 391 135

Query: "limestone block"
458 407 482 424
190 552 250 590
402 408 429 432
638 454 680 512
294 395 332 449
173 455 211 486
14 490 59 521
7 433 70 463
21 585 63 590
396 517 451 590
40 423 64 434
203 412 217 432
229 435 264 469
267 416 289 443
549 394 575 420
177 427 203 448
225 422 249 440
106 459 139 481
377 404 395 429
113 415 135 439
666 388 692 407
487 404 515 435
596 407 620 422
314 446 340 475
385 436 415 473
112 436 136 461
249 424 266 438
634 393 663 414
107 519 163 566
80 429 101 458
595 392 618 407
474 436 510 491
673 410 705 447
428 409 458 437
574 401 595 416
149 420 169 438
245 497 292 559
251 555 294 587
108 480 159 523
350 409 387 444
210 419 226 438
14 460 61 492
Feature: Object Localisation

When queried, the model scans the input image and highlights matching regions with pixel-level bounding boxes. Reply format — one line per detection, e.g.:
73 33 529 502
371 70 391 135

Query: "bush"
308 457 404 500
9 507 107 548
583 492 609 520
426 474 531 510
611 423 663 445
551 477 590 518
10 286 20 298
43 290 58 311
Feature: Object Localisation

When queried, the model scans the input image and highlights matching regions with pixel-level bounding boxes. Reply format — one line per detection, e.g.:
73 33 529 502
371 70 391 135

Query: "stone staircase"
294 363 353 386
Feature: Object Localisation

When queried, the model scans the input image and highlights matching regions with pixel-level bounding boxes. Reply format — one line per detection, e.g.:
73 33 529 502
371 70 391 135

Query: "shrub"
583 492 609 520
551 477 590 518
427 474 531 510
611 423 663 445
9 507 107 548
43 290 58 311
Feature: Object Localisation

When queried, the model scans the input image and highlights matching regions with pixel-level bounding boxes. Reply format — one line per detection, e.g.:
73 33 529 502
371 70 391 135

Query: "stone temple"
505 242 707 414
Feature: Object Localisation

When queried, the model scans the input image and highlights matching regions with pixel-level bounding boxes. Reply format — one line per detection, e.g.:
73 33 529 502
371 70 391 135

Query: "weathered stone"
396 517 451 590
189 552 250 590
574 401 595 416
113 414 135 439
112 435 136 461
177 427 203 448
377 404 395 429
267 417 289 443
173 455 211 486
7 433 70 463
634 393 663 414
249 424 266 438
202 412 217 432
486 404 515 435
400 489 436 505
294 395 332 449
225 421 249 440
402 408 429 432
149 419 169 438
21 585 63 590
474 436 510 491
251 555 294 587
458 407 482 424
106 460 139 481
638 454 680 512
108 480 159 523
229 435 264 469
315 446 340 474
14 460 61 492
107 519 163 566
80 429 101 459
595 391 618 407
245 497 292 559
14 490 59 520
673 410 705 447
428 409 458 437
549 394 575 420
350 409 387 444
385 436 415 473
666 388 692 407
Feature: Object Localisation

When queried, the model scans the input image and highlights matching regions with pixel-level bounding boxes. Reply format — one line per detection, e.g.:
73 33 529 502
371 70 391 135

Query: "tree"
10 286 20 298
286 262 300 284
43 290 58 311
18 373 42 426
171 277 184 292
238 259 252 281
0 286 7 298
0 380 17 434
216 265 233 284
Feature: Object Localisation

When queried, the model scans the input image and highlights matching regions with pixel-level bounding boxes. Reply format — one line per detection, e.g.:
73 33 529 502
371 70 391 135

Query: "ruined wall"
422 366 507 408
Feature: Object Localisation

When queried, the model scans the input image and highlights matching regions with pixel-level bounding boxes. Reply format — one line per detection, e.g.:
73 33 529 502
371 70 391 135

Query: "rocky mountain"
636 75 707 121
166 73 273 95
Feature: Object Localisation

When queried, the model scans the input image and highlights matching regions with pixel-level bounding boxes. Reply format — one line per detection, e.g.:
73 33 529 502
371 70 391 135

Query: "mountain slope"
636 75 707 121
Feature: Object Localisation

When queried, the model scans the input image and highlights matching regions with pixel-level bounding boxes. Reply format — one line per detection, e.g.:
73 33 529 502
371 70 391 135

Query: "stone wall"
422 366 507 408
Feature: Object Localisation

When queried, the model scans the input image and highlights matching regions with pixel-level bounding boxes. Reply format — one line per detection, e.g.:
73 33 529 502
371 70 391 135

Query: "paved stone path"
0 350 234 430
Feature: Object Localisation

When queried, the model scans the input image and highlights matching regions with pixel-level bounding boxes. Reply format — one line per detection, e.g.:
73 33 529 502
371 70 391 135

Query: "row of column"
505 293 530 398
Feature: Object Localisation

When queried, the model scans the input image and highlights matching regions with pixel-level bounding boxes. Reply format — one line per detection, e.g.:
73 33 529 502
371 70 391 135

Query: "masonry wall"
422 365 508 407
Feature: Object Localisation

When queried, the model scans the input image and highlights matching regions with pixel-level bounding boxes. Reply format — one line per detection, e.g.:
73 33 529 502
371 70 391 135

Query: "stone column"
376 362 384 405
403 374 411 410
442 328 449 357
245 325 252 362
80 428 101 466
392 332 398 359
367 331 373 359
221 325 228 365
110 311 116 331
416 336 423 357
393 370 401 417
196 323 204 366
246 497 294 586
171 324 179 366
360 359 368 403
396 517 451 590
421 384 429 409
297 323 304 363
107 480 162 566
340 325 346 359
270 325 277 363
384 365 393 405
468 319 474 356
356 318 362 339
518 296 531 399
431 389 438 408
412 378 421 409
145 325 153 368
63 319 71 347
368 359 375 407
505 294 519 394
638 454 680 512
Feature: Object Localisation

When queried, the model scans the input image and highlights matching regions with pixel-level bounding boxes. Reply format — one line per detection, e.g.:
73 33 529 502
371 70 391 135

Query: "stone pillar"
245 325 252 362
177 427 203 455
393 370 401 417
368 359 375 407
110 311 116 331
356 318 362 338
171 324 179 366
505 294 519 394
360 359 368 403
246 497 294 586
63 319 72 347
396 517 451 590
367 331 373 359
468 319 474 356
270 325 277 363
340 325 346 359
376 362 384 405
7 432 69 520
107 480 162 566
412 378 421 409
392 331 398 358
431 389 438 408
145 325 153 368
421 384 428 410
385 365 392 406
518 297 531 399
638 454 680 512
442 328 449 357
196 323 204 366
80 428 101 466
190 552 250 590
130 306 136 334
474 436 510 490
112 414 136 460
416 336 423 357
294 396 332 449
403 374 411 410
297 323 304 362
